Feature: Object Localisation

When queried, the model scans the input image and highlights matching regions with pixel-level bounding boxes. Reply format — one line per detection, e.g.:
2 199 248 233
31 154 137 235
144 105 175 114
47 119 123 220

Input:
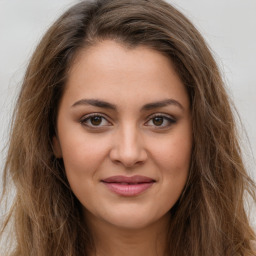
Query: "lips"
101 175 155 196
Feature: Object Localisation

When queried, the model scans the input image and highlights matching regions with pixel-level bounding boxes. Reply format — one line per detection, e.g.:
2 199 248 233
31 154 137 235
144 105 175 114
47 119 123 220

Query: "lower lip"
103 182 154 196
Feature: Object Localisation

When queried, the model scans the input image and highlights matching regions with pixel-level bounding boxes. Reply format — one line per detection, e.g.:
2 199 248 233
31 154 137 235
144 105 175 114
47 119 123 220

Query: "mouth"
101 175 156 196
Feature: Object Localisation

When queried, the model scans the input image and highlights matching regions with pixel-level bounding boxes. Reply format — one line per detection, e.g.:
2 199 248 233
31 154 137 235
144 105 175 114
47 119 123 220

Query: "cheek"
60 131 108 163
164 137 191 170
150 125 192 202
151 129 192 172
59 133 111 183
158 138 191 208
60 135 112 209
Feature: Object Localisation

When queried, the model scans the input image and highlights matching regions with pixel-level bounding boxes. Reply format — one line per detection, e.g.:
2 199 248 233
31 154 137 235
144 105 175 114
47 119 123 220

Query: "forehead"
63 40 189 110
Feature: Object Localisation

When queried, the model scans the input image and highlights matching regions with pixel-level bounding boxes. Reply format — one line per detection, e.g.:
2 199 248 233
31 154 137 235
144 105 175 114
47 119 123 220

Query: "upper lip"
101 175 155 184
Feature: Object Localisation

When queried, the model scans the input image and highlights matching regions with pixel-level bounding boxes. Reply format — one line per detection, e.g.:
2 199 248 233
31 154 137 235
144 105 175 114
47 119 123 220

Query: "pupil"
91 116 102 125
153 117 163 126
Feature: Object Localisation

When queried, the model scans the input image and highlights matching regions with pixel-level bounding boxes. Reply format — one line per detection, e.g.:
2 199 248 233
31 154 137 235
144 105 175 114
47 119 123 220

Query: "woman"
1 0 255 255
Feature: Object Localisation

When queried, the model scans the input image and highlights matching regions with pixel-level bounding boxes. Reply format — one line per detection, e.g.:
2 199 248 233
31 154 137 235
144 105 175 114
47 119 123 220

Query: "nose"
109 123 148 168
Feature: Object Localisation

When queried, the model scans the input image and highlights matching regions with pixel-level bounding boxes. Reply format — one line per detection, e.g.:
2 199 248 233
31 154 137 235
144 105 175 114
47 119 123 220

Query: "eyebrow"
72 99 116 109
141 99 184 111
71 98 184 111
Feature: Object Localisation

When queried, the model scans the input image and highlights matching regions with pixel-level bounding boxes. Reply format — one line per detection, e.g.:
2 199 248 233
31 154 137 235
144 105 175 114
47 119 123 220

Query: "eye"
145 114 176 128
80 114 111 128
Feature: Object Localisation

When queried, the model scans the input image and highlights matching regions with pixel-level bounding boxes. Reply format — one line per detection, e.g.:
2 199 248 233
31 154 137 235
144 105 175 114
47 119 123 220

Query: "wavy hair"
1 0 255 255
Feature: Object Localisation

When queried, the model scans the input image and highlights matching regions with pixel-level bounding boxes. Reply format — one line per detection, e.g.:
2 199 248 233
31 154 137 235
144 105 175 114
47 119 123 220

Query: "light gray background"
0 0 255 227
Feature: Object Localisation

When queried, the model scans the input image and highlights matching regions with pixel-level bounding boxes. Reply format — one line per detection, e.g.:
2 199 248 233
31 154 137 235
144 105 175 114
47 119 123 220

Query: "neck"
85 212 170 256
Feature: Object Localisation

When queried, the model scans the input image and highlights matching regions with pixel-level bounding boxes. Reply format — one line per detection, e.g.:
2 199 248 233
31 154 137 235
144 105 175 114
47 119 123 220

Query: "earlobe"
52 136 63 158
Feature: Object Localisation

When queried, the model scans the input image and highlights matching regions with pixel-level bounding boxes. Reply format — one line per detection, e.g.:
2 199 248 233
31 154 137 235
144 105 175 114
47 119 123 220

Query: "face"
54 40 192 230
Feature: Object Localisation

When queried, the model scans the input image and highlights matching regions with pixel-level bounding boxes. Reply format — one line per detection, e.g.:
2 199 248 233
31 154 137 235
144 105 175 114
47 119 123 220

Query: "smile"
101 175 156 196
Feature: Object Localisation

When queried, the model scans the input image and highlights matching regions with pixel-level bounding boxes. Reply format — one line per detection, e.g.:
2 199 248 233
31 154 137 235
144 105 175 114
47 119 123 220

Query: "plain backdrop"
0 0 255 227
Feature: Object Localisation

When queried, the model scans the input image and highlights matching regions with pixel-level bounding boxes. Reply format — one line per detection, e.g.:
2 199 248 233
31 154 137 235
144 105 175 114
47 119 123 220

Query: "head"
3 0 255 255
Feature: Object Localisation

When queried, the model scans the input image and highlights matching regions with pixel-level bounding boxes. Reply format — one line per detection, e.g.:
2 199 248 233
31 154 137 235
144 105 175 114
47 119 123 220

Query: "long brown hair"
1 0 255 255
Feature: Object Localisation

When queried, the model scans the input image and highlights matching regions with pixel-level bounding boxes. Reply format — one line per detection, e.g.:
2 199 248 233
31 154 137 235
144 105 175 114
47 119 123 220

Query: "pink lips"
101 175 155 196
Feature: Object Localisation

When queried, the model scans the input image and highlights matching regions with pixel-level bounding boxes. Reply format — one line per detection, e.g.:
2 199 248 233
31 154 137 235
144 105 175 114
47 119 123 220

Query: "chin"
99 207 170 231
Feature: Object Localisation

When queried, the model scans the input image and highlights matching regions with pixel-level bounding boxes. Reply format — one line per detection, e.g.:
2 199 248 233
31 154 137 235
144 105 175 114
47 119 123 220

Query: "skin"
53 40 192 256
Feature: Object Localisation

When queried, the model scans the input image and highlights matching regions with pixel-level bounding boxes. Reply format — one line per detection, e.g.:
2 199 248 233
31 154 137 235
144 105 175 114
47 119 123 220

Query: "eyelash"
80 113 176 129
145 114 176 128
80 113 111 128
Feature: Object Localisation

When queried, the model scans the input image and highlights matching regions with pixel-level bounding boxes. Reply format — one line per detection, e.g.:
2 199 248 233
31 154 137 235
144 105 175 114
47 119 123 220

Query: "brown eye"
152 117 164 126
90 116 102 126
80 114 111 128
145 114 176 128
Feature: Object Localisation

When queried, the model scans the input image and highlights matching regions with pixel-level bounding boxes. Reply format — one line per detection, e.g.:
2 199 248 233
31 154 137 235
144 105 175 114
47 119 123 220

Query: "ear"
52 136 63 158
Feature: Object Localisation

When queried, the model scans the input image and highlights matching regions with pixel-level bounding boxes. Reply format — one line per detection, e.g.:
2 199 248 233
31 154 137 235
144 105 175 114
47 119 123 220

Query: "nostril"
109 135 148 167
